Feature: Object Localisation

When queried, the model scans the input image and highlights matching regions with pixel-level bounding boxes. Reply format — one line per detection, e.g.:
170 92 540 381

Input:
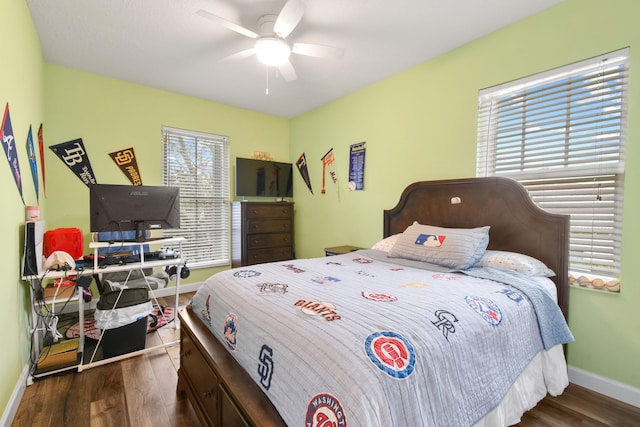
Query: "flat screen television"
89 184 180 242
235 157 293 198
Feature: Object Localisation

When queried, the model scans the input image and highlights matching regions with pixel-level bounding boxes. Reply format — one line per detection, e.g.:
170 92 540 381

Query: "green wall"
3 0 639 421
290 0 640 389
0 0 45 417
43 65 290 284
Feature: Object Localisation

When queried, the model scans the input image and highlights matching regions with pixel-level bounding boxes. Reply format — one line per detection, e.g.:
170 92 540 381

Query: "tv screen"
89 184 180 242
235 157 293 198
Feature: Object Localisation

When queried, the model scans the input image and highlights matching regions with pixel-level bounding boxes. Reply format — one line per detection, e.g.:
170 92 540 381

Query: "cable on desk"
28 267 81 371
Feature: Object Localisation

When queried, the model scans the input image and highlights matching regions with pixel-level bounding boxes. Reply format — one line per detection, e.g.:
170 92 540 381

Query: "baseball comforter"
189 249 573 426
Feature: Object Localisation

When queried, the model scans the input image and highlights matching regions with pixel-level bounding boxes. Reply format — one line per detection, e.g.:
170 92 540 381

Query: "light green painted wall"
290 0 640 389
43 65 290 285
0 0 45 417
3 0 639 420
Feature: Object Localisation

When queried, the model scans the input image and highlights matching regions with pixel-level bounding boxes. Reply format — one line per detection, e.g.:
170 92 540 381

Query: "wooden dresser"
231 201 294 267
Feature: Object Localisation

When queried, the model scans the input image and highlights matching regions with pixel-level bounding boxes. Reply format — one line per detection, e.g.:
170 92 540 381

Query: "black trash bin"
95 288 150 358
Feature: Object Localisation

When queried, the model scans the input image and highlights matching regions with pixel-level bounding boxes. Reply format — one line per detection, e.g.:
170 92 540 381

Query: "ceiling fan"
196 0 344 82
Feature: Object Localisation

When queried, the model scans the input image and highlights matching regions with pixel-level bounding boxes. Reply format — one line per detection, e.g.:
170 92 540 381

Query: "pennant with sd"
108 147 142 185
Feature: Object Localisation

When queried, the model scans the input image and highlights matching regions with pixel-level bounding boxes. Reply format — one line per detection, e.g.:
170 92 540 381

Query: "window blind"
162 126 230 268
477 48 628 279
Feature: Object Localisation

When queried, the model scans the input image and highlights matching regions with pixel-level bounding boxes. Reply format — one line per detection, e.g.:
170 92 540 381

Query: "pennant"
26 125 39 203
108 147 142 185
348 141 366 191
1 103 25 204
49 138 98 187
37 124 46 197
321 148 337 195
295 152 313 194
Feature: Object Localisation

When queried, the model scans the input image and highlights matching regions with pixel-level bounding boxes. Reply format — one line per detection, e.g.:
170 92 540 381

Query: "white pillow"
371 234 401 252
388 222 490 269
475 250 555 277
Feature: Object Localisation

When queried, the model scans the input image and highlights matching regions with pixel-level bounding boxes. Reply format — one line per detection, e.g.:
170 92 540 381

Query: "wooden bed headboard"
383 177 569 319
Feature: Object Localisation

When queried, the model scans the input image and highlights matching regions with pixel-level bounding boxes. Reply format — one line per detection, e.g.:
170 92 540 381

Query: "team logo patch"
432 273 461 281
497 288 524 303
295 300 341 321
365 331 415 379
283 264 305 273
233 269 261 278
257 344 274 390
361 291 398 302
312 276 341 285
465 296 502 326
415 233 446 247
223 313 238 351
400 281 429 289
200 295 212 326
257 282 289 295
353 257 373 264
305 393 347 427
431 309 458 341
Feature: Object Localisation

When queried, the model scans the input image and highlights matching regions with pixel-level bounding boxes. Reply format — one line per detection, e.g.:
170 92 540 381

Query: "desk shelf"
24 237 186 382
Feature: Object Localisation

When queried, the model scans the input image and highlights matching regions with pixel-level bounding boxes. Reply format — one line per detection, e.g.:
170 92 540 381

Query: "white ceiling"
27 0 562 119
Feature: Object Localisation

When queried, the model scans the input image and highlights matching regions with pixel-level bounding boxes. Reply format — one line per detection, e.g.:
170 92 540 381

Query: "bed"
177 176 573 427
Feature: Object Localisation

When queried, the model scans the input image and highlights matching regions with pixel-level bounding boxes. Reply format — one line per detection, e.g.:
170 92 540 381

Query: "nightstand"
324 245 364 256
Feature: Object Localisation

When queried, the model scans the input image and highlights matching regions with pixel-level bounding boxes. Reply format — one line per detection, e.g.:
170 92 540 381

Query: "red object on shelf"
43 228 84 259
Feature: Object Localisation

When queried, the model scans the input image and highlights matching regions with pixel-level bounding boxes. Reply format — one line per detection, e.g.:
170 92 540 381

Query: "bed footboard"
177 306 286 427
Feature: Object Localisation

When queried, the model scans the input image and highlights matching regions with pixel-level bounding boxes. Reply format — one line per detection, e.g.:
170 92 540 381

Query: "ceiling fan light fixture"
255 37 291 66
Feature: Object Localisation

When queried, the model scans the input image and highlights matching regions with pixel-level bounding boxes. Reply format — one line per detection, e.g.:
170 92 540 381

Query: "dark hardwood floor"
11 293 640 426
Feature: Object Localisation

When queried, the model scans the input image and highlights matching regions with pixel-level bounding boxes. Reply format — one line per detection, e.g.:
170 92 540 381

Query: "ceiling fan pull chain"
265 65 269 95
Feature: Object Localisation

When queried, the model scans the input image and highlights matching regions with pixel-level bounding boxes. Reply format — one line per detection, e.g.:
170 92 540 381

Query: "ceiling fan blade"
292 43 345 60
273 0 304 38
219 48 256 62
196 9 259 39
278 61 298 82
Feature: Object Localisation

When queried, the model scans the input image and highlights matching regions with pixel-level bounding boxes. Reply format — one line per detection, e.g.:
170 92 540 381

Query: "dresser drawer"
247 232 292 249
181 331 219 425
247 219 291 234
246 247 293 265
232 201 294 267
245 204 292 219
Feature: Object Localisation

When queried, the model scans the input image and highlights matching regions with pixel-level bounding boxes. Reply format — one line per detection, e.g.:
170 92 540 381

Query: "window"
476 48 628 291
162 126 230 268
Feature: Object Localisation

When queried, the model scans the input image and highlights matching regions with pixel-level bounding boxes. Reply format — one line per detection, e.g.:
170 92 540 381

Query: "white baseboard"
1 364 31 427
568 365 640 408
152 281 202 298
